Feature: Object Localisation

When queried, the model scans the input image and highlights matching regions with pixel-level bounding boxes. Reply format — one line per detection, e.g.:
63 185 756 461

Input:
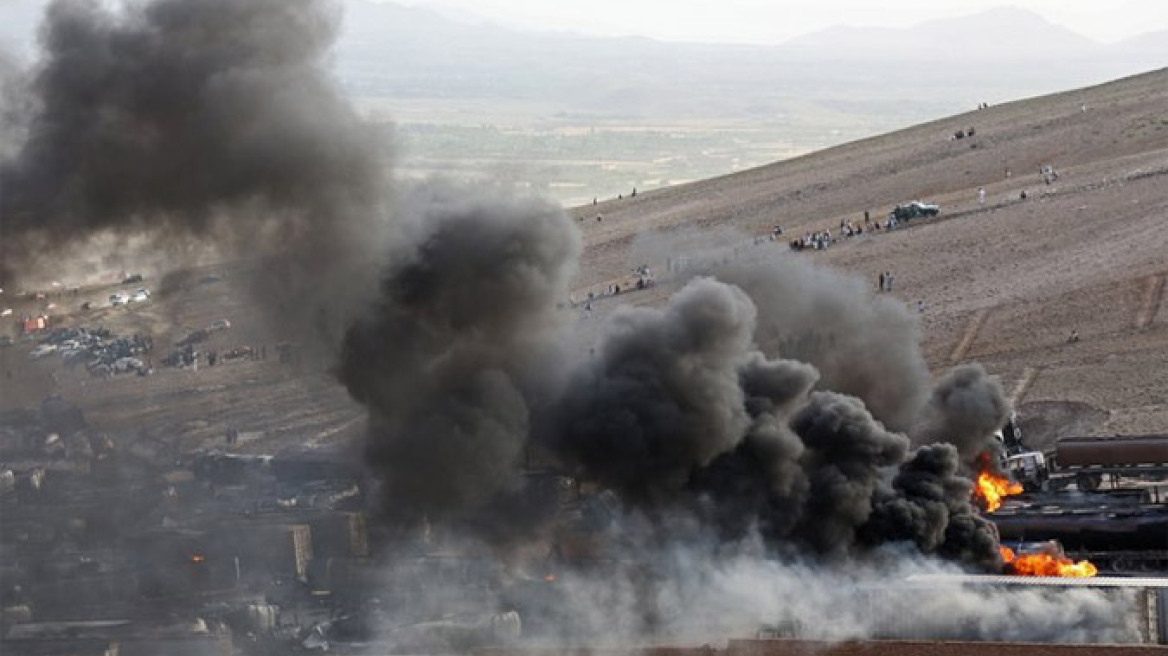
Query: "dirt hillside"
3 67 1167 449
570 67 1168 438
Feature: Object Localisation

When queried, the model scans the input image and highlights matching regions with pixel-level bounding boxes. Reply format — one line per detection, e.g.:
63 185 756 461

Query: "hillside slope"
3 68 1165 450
571 67 1168 437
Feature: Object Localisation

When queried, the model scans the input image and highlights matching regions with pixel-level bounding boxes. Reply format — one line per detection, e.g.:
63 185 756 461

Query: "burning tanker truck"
996 421 1168 493
984 418 1168 573
327 189 1155 647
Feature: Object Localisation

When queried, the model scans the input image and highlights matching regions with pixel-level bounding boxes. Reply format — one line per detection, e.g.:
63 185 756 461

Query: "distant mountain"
780 7 1100 61
1115 28 1168 59
1 0 1165 125
329 2 1166 121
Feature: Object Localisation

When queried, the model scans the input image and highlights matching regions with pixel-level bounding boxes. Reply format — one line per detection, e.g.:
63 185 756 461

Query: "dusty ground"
3 67 1167 459
569 66 1168 438
0 261 364 461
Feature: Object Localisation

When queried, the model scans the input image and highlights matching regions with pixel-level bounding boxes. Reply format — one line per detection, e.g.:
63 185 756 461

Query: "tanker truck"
1002 433 1168 492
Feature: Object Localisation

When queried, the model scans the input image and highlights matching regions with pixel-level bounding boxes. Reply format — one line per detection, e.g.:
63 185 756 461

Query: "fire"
975 469 1022 512
190 554 205 564
543 574 556 583
1000 546 1098 578
972 455 1023 512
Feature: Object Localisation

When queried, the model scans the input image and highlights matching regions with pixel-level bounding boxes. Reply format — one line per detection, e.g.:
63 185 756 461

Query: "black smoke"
337 184 580 532
862 443 1001 570
911 363 1011 467
549 278 757 504
0 0 387 341
339 216 1011 564
534 274 1002 566
789 391 909 554
716 260 930 433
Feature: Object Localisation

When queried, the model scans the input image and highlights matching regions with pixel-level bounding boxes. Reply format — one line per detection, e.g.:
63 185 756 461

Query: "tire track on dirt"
1135 273 1165 329
1009 366 1039 407
950 308 990 364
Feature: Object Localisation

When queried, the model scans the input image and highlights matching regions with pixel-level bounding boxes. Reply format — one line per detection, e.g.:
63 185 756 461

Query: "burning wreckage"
6 209 1166 654
0 0 1165 653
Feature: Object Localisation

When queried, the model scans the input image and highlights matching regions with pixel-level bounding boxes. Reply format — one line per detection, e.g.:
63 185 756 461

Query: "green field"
359 97 924 207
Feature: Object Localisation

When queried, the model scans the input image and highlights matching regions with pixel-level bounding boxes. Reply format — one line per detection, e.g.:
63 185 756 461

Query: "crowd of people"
572 264 656 313
789 211 909 252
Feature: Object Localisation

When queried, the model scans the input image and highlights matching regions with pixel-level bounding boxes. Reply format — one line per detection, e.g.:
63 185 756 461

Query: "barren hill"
570 67 1168 440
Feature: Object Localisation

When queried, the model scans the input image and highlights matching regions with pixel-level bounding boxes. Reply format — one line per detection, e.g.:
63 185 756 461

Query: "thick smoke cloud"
862 443 1001 570
716 259 931 433
338 184 580 530
539 276 1001 566
912 363 1011 466
2 0 1120 647
1 0 388 342
790 392 909 554
549 278 757 503
0 47 28 163
530 548 1138 645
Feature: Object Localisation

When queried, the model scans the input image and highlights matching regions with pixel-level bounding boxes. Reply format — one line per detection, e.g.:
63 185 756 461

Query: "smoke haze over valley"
4 1 1168 205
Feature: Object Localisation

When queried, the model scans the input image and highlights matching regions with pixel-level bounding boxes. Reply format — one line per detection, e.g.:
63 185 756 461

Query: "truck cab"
1004 451 1048 492
993 413 1050 491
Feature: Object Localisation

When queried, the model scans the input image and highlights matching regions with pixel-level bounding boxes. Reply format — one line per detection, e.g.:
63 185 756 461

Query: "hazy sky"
392 0 1168 44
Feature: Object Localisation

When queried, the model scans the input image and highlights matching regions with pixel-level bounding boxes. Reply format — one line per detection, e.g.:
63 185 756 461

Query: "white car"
109 293 129 307
129 288 151 303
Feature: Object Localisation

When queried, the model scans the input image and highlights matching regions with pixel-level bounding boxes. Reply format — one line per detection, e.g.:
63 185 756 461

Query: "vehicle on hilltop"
888 200 940 222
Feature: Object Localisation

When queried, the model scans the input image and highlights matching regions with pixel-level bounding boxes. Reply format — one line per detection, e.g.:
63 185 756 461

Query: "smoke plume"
333 203 1011 571
0 0 388 342
338 184 580 531
525 548 1139 645
912 363 1011 466
549 278 757 504
1 0 1123 648
716 259 930 432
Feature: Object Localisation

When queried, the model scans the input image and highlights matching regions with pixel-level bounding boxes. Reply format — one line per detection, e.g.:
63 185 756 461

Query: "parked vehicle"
888 200 940 222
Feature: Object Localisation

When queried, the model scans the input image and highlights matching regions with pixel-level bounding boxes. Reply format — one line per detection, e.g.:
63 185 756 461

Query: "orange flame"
1000 546 1098 578
974 469 1023 512
190 554 205 564
972 452 1023 512
543 574 556 583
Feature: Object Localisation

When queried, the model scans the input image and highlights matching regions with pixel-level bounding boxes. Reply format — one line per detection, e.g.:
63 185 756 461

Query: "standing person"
978 188 986 205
